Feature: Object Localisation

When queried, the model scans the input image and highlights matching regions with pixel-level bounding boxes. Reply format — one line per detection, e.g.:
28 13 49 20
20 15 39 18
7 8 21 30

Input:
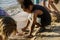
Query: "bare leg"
27 23 41 38
27 24 35 38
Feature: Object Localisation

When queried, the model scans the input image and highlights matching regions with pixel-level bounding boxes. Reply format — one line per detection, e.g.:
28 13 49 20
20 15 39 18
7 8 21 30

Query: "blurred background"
0 0 60 16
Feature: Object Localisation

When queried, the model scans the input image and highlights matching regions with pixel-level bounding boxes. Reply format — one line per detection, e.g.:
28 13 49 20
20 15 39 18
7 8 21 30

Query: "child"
13 0 34 35
18 0 51 38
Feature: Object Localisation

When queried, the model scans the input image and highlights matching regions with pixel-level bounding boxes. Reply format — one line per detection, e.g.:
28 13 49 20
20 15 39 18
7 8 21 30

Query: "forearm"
51 4 58 11
49 0 59 12
43 0 51 12
26 20 30 27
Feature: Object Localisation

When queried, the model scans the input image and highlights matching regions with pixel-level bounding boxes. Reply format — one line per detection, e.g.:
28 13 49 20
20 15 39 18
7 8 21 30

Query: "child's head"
0 16 17 39
18 0 34 12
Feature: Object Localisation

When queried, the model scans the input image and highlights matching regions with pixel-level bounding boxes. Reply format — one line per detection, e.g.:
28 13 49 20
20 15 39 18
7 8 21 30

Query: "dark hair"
3 17 17 36
0 16 17 37
22 0 33 9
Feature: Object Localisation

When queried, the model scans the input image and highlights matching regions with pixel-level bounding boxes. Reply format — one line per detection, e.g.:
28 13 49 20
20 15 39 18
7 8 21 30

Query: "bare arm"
49 0 59 12
29 10 43 35
33 10 43 27
43 0 51 12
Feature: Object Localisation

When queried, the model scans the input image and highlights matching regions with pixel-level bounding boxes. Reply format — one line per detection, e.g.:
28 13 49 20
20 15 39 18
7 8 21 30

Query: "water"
0 0 18 8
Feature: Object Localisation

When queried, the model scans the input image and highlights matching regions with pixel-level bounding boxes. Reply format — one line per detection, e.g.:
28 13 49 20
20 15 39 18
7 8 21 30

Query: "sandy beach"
5 1 60 40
